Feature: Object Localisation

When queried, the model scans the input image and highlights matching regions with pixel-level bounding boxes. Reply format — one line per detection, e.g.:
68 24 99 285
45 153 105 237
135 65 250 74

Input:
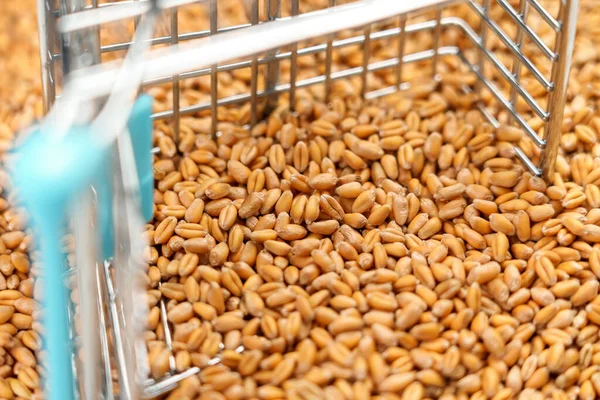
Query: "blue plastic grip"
13 127 106 400
97 95 154 260
128 94 154 223
36 215 73 400
12 95 154 399
98 158 115 260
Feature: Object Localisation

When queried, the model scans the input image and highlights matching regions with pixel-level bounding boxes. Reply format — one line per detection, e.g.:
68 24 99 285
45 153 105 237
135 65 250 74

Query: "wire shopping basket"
16 0 579 398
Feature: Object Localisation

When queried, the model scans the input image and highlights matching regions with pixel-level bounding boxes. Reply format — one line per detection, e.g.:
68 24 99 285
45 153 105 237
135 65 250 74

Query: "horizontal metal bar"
57 16 548 128
57 19 438 89
63 0 467 102
107 18 437 66
53 24 252 59
142 20 441 86
526 0 560 31
364 85 403 100
58 0 207 33
103 23 251 53
54 2 454 59
61 16 439 62
151 46 458 119
468 1 553 91
147 16 548 123
51 0 148 18
495 0 557 60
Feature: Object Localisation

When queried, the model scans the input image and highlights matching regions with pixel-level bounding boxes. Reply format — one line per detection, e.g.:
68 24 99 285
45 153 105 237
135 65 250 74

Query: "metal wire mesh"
36 0 578 397
40 0 577 179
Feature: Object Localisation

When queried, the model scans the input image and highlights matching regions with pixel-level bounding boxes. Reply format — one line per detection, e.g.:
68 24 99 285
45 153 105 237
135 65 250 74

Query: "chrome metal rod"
38 0 55 113
150 45 461 120
138 21 443 88
94 24 251 55
515 146 541 176
210 0 218 136
158 295 177 373
75 191 100 400
540 0 579 180
325 0 336 102
59 0 101 76
289 0 300 110
495 0 556 60
476 0 490 97
96 262 115 399
142 367 201 399
361 23 371 98
527 0 560 31
396 14 407 88
58 0 208 33
461 14 548 121
468 0 552 91
103 261 132 399
171 6 180 141
250 0 259 126
264 0 282 115
432 7 442 79
455 50 544 147
510 0 530 111
142 16 548 127
64 0 463 101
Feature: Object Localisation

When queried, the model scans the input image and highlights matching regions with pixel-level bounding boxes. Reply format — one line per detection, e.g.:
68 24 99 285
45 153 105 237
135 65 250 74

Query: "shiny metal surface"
36 0 579 397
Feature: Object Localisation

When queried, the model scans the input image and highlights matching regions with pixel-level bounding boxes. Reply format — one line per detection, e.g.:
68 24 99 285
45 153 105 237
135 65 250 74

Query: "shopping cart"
15 0 578 398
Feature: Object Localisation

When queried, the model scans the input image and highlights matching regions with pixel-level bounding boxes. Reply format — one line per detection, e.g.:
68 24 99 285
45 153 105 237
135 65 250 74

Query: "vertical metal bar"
509 0 529 111
431 7 442 79
544 0 565 117
114 128 151 400
64 267 79 397
325 0 336 102
91 0 100 61
38 0 56 112
361 23 371 98
171 7 180 141
158 296 177 373
75 191 100 400
540 0 579 180
396 14 407 89
133 0 142 98
264 0 281 116
477 0 491 95
96 265 115 399
57 0 102 125
133 0 141 29
250 0 259 126
59 0 101 76
210 0 218 136
103 261 133 399
289 0 300 111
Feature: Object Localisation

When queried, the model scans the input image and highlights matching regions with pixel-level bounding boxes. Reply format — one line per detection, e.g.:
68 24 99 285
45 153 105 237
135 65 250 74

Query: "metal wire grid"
61 197 205 398
36 0 577 398
40 0 576 180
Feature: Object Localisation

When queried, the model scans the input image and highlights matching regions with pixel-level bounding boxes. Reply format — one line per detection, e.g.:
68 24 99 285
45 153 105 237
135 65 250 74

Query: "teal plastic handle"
128 94 154 223
98 95 154 259
98 157 115 260
13 127 105 400
12 95 154 400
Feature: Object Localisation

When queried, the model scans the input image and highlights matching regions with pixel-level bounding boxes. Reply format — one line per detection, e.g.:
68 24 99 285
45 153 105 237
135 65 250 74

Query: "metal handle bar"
62 0 463 103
